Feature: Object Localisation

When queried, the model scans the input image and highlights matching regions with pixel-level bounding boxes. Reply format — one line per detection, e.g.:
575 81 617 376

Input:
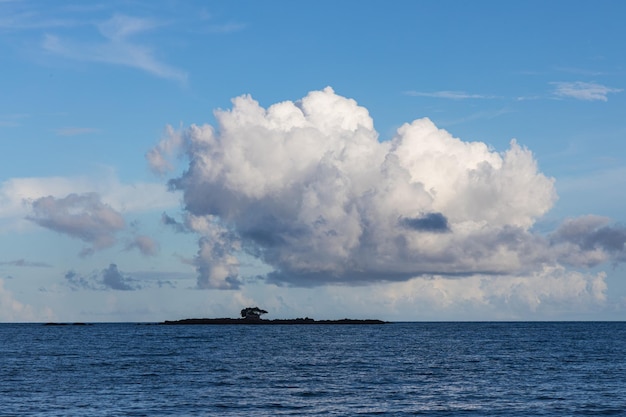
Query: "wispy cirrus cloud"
0 11 79 31
404 90 498 100
42 14 187 84
4 4 244 84
551 81 622 101
407 80 622 103
97 13 160 40
203 22 246 34
553 67 607 77
55 127 99 136
0 259 52 268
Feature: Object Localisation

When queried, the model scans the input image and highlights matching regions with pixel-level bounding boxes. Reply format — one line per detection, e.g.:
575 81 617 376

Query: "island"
160 306 386 325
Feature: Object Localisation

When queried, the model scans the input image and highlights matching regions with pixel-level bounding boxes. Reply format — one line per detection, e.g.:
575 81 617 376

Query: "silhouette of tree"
240 307 268 320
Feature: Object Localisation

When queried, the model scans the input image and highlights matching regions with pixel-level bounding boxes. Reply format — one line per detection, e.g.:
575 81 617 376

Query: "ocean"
1 322 625 416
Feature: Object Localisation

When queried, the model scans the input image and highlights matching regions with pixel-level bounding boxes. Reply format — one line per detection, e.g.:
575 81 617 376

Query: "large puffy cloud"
149 87 624 289
27 193 125 256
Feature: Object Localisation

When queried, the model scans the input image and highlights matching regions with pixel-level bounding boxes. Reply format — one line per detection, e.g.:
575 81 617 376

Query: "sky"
1 0 626 322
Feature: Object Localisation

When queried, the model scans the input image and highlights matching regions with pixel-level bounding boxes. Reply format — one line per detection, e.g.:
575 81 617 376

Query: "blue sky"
1 0 626 322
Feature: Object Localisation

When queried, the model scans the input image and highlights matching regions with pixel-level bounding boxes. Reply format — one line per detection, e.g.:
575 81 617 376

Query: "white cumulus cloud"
149 87 611 289
148 87 626 291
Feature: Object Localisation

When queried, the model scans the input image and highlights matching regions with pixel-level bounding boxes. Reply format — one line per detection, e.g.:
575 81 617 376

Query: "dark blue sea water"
1 322 625 416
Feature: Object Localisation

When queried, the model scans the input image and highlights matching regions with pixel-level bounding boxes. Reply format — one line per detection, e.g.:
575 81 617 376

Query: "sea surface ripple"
1 322 625 416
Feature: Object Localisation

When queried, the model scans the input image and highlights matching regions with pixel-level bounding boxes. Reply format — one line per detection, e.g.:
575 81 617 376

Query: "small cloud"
158 281 176 288
551 81 622 101
146 125 185 175
27 192 125 256
55 127 99 136
550 215 626 266
125 235 159 256
0 174 179 229
404 90 497 100
400 213 451 233
65 269 98 291
161 212 187 233
515 95 543 101
102 263 138 291
65 264 140 291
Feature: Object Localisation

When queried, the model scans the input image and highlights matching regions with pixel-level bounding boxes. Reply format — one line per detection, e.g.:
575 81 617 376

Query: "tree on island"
241 307 268 320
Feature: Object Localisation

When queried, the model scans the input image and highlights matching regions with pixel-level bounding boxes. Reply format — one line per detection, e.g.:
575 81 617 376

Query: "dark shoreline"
160 318 386 325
